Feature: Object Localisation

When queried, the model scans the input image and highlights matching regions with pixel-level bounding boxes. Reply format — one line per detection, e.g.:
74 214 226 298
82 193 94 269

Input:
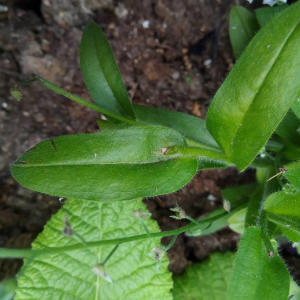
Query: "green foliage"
172 252 235 300
229 6 259 58
11 127 198 201
255 5 288 27
5 2 300 299
207 1 300 170
227 227 290 300
15 199 172 300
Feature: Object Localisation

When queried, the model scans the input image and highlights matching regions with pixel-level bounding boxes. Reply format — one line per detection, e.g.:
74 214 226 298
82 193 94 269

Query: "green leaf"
227 227 290 300
80 21 135 120
133 104 219 150
207 1 300 170
172 252 235 300
14 199 173 300
11 127 198 201
0 278 17 300
264 191 300 242
255 5 288 27
228 208 246 234
284 161 300 190
292 97 300 120
229 6 260 59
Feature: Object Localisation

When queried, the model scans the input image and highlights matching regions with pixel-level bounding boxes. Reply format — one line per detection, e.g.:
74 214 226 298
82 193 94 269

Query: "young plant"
2 1 300 299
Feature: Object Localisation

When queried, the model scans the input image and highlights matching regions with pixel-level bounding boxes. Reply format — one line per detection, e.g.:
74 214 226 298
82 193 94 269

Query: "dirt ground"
0 0 299 284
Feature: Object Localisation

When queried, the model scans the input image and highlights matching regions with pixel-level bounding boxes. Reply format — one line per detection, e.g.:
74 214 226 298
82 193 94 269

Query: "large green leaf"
11 127 198 201
226 227 290 300
255 5 288 27
80 21 135 120
207 1 300 171
229 6 259 59
264 191 300 242
284 161 300 189
15 199 173 300
172 252 235 300
133 104 219 150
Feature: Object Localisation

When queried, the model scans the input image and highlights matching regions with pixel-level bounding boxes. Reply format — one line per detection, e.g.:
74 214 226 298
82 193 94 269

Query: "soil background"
0 0 299 286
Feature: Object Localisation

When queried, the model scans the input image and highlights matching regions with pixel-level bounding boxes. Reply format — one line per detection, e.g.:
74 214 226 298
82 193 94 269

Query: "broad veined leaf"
133 104 219 150
15 199 173 300
229 6 260 59
227 227 290 300
284 161 300 190
80 21 135 120
11 127 198 201
264 191 300 242
172 252 235 300
207 1 300 171
255 5 288 27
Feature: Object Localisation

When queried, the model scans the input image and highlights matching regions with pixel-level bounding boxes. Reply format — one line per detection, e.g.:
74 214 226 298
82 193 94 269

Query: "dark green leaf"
80 21 135 120
256 5 288 27
11 127 197 201
284 161 300 189
292 97 300 120
229 6 260 59
133 104 219 149
207 1 300 170
227 227 290 300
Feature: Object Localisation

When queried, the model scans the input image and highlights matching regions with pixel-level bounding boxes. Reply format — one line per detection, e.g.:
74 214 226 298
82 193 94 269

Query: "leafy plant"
3 1 300 299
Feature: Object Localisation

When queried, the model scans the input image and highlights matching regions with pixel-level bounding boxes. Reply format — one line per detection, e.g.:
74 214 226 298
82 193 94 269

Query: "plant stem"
138 218 151 237
0 205 241 259
102 244 119 264
165 234 178 252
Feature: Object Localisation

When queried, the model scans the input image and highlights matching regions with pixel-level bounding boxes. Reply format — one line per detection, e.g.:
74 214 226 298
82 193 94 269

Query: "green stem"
138 218 151 237
0 206 239 259
186 216 199 225
102 244 119 264
165 234 178 252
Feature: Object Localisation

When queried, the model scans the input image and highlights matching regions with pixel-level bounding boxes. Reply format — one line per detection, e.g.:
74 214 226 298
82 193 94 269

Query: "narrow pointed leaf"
80 21 135 120
227 227 290 300
15 199 173 300
207 1 300 170
229 6 259 59
11 127 197 201
172 252 235 300
133 104 219 149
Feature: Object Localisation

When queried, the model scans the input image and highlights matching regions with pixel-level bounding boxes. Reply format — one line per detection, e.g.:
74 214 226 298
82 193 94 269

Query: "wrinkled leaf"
227 227 290 300
256 5 288 27
15 199 172 300
172 252 235 300
80 21 135 120
207 1 300 170
229 6 259 58
11 127 197 201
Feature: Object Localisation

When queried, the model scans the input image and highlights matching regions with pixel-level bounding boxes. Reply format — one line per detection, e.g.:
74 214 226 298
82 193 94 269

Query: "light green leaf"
229 6 259 59
227 227 290 300
11 127 197 201
0 278 17 300
172 252 235 300
255 5 288 27
228 208 246 234
207 1 300 170
133 104 219 150
80 21 135 120
15 199 173 300
264 191 300 242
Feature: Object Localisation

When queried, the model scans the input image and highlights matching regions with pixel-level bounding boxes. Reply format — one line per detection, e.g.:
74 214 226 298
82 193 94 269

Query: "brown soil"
1 0 299 284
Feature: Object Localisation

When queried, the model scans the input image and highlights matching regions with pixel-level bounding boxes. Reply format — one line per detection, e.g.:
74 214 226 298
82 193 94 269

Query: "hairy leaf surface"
284 161 300 189
226 227 290 300
172 252 234 300
15 199 172 300
11 127 198 201
255 5 288 27
207 2 300 170
229 6 259 58
80 21 135 120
